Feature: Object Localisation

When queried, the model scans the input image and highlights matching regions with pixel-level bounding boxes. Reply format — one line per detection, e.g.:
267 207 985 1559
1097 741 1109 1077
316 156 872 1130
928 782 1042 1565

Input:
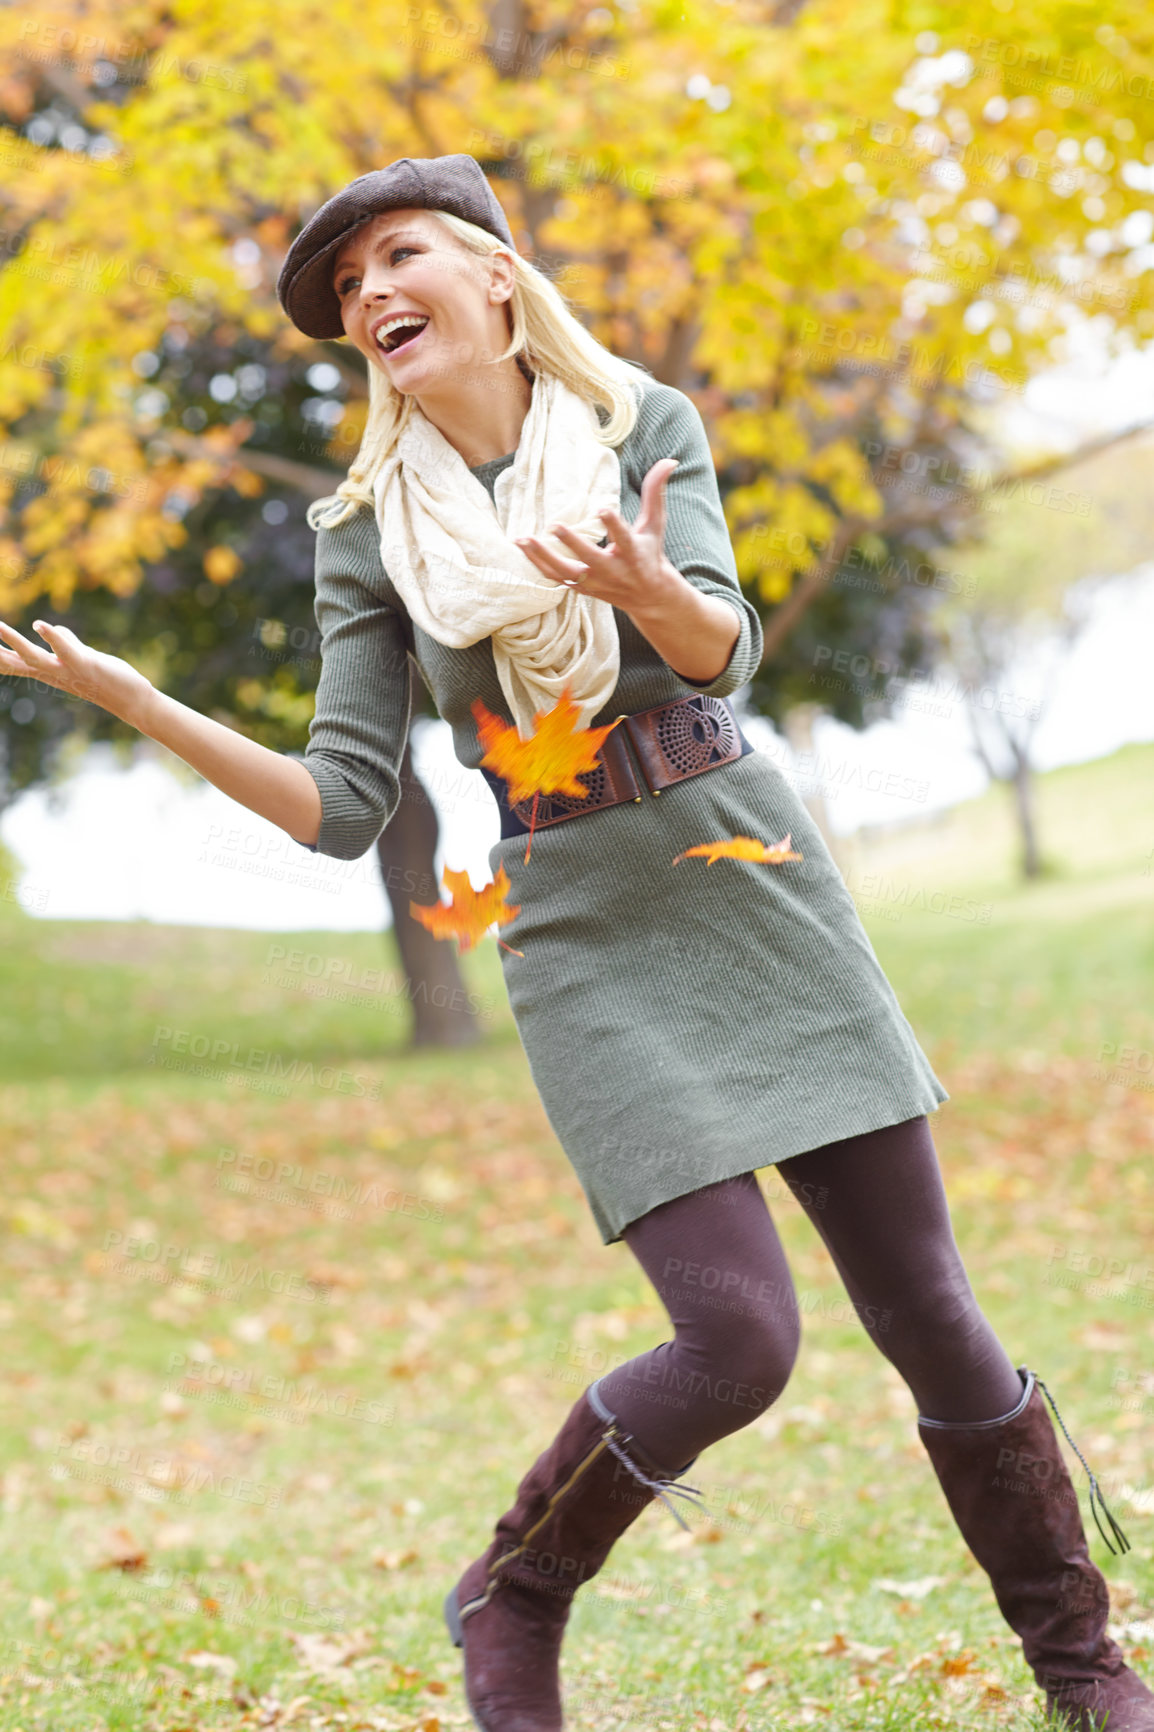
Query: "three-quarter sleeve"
299 506 413 861
627 382 764 701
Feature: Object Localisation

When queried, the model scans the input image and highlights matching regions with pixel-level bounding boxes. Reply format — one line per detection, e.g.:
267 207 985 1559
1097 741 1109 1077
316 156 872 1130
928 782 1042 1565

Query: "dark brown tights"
595 1116 1024 1470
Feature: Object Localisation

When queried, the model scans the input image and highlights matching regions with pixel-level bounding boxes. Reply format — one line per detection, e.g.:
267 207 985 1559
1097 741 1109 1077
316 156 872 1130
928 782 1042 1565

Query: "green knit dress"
300 373 947 1244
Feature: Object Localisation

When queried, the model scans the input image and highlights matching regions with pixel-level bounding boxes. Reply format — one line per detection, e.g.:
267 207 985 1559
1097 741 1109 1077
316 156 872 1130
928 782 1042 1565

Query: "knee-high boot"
444 1377 702 1732
918 1365 1154 1730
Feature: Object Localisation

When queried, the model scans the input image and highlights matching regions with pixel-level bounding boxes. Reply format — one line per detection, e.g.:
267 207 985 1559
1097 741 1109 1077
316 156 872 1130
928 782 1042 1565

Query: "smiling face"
331 208 517 392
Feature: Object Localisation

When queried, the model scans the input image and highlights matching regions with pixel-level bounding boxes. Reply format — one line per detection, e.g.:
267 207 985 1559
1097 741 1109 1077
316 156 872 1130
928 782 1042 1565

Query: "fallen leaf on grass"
812 1633 894 1664
95 1527 148 1571
185 1651 238 1675
286 1629 376 1675
873 1575 946 1600
672 833 804 868
371 1547 419 1570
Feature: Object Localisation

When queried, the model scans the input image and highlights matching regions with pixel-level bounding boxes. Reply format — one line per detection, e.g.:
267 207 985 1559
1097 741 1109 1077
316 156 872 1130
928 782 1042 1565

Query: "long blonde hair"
305 209 648 533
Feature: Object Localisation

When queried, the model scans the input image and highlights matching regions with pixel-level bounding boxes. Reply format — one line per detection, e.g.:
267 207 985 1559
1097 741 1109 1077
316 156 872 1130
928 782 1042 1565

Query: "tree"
0 287 480 1044
2 0 1154 913
936 431 1154 877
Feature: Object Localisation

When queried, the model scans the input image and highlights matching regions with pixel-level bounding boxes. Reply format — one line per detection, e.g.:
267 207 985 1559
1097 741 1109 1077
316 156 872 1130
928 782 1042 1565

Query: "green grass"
0 745 1151 1732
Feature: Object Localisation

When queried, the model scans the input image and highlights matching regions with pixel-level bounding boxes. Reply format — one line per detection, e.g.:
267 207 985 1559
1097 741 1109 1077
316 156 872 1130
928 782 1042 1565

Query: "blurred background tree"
2 0 1153 1039
937 432 1154 877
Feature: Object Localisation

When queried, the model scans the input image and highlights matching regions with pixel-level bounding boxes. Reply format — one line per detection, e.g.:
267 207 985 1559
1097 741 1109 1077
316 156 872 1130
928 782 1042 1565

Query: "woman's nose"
357 268 394 309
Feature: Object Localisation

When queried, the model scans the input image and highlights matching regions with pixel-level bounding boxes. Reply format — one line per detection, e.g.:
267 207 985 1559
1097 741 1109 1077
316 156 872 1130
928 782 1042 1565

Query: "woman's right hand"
0 618 156 731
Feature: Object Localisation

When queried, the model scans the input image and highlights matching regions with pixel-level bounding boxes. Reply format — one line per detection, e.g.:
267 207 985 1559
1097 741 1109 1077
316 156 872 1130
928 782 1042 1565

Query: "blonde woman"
2 155 1147 1732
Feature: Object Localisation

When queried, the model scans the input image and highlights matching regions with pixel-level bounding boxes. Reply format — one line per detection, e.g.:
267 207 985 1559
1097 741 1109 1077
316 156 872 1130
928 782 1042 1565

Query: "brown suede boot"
443 1378 701 1732
918 1365 1154 1731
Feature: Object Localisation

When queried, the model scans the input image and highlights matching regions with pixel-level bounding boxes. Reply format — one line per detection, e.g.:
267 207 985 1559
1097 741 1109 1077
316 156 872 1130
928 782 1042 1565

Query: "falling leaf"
409 865 522 956
472 684 624 861
672 833 804 868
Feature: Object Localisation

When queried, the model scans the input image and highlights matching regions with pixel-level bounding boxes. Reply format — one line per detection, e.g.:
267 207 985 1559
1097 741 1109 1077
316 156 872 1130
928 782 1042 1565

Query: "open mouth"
375 315 430 356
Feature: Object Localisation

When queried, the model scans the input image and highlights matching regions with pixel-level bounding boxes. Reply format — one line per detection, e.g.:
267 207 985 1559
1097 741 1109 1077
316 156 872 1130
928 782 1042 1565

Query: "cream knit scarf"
371 370 624 739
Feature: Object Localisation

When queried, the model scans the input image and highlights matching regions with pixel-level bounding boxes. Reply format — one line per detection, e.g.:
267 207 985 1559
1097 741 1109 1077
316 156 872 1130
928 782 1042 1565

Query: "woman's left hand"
514 457 681 611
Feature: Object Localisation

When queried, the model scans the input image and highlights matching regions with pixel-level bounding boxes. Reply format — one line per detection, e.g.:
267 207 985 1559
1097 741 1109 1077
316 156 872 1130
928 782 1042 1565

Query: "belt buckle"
507 721 641 831
622 694 742 794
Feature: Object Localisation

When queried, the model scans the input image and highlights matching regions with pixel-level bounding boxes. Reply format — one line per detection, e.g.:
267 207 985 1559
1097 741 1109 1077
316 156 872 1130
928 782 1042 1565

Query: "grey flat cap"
276 154 516 340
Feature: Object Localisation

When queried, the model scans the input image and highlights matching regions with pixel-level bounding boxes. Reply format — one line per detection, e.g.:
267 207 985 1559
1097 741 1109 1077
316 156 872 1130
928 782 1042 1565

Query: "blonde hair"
305 208 648 533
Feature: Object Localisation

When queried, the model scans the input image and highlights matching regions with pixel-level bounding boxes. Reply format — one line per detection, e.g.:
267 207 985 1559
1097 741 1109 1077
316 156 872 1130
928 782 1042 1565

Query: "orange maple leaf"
409 864 523 955
471 683 623 862
672 833 804 867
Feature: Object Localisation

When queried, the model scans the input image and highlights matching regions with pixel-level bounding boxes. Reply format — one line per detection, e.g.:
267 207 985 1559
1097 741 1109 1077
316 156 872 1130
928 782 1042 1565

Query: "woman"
2 153 1148 1732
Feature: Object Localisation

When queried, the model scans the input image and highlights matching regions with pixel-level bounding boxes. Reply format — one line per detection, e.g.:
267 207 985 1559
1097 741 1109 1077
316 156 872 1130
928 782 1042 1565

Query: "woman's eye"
337 247 418 294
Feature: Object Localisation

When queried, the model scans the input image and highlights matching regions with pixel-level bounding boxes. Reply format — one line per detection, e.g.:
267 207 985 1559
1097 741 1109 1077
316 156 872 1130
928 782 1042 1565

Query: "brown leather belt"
478 692 755 841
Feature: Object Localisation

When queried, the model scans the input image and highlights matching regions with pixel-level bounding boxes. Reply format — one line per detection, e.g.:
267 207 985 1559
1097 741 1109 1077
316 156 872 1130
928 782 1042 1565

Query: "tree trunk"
374 698 482 1050
782 702 847 877
1010 745 1042 881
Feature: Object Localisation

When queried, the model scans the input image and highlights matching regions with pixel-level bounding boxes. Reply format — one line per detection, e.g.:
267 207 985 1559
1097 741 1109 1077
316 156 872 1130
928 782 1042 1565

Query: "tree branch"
166 430 344 501
757 417 1154 664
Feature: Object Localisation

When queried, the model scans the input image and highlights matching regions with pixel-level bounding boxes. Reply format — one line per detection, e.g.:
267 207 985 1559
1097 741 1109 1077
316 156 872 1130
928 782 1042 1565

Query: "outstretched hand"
513 457 682 614
0 618 155 729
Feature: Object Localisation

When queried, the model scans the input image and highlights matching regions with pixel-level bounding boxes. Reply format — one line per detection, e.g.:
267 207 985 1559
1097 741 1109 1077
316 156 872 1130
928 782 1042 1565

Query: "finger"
597 506 632 547
547 522 614 569
0 619 59 672
637 458 678 537
515 535 591 587
32 619 80 660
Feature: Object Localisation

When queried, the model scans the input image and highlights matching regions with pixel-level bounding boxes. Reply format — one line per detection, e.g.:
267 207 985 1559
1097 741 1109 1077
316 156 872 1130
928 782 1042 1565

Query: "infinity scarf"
372 370 624 739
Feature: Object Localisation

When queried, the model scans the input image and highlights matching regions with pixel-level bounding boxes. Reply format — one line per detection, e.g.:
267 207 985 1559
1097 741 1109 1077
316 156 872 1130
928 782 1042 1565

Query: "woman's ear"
487 247 517 305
